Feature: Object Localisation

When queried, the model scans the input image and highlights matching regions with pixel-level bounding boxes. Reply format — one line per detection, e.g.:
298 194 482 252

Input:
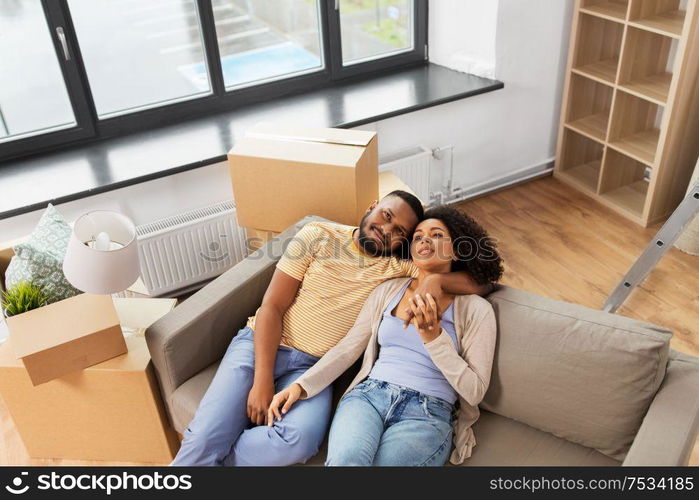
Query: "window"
0 0 75 142
68 0 212 117
0 0 426 162
340 0 414 65
213 0 324 89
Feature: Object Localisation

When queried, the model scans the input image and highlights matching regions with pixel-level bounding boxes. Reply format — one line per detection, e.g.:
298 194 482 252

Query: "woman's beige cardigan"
294 277 497 464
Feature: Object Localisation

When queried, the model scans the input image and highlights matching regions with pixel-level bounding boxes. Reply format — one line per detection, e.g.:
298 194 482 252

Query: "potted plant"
1 281 49 318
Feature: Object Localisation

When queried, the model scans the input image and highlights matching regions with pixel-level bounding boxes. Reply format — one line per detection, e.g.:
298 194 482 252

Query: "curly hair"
422 205 504 286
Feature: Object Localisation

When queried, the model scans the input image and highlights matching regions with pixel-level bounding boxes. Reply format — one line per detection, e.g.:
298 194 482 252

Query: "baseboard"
443 159 554 205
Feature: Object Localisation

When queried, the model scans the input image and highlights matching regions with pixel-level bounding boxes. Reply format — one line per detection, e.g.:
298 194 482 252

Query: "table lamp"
63 210 140 295
63 210 140 358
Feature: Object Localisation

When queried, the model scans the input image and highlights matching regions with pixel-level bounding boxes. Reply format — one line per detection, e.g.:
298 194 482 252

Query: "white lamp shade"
63 211 140 294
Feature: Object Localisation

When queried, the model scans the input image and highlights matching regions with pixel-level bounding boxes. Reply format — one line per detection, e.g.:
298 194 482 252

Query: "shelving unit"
565 73 614 141
559 129 605 193
618 27 678 103
572 13 624 83
599 148 650 217
628 0 687 37
581 0 629 21
608 90 662 165
555 0 699 227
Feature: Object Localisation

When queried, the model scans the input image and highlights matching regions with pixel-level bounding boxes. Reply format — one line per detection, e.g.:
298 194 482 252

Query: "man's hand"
267 383 305 426
403 274 444 329
247 380 275 425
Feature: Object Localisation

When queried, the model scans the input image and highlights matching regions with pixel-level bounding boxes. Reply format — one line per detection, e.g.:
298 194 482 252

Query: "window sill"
0 63 502 221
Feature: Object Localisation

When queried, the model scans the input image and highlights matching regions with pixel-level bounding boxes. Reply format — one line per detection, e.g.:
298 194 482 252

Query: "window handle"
334 0 339 11
56 26 70 61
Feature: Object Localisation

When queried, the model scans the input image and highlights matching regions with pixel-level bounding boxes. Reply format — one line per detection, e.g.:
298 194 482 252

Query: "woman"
267 206 503 466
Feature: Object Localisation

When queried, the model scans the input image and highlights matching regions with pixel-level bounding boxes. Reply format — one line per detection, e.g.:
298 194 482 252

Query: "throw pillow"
5 204 81 304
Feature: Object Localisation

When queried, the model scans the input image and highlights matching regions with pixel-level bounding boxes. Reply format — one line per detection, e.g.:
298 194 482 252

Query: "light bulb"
94 231 111 251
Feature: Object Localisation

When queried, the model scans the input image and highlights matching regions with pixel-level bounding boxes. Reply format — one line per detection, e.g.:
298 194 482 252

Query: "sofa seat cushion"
169 362 620 466
463 410 620 466
484 286 672 462
290 411 621 467
170 362 220 433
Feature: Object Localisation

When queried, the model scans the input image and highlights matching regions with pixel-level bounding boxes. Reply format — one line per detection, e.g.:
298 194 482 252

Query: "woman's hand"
408 293 442 343
267 383 305 426
403 274 444 328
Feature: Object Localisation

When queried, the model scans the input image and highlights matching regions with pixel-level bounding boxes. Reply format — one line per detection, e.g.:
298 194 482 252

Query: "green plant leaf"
1 281 50 317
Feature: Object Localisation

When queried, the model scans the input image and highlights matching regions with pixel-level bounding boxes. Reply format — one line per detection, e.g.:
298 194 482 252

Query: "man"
172 191 491 466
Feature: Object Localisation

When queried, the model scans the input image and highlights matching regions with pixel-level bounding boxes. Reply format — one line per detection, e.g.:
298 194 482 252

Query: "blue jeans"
326 378 454 466
172 327 332 466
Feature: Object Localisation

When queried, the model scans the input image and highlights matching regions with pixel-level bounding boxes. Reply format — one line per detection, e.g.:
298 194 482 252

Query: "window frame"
0 0 95 161
327 0 427 80
0 0 428 163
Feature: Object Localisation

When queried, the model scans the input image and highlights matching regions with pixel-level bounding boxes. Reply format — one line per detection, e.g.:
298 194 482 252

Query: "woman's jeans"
326 379 454 466
171 327 332 466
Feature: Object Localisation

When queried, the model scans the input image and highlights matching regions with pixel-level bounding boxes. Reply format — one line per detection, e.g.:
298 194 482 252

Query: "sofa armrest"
145 216 327 417
622 350 699 466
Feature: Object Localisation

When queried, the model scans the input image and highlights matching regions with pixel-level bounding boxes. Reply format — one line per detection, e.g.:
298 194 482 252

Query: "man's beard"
357 213 392 257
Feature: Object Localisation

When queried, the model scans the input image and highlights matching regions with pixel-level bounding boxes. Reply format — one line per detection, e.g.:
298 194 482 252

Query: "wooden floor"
1 175 697 466
456 175 698 465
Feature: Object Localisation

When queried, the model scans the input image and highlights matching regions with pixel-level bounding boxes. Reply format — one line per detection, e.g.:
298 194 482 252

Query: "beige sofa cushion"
483 287 671 461
464 410 620 466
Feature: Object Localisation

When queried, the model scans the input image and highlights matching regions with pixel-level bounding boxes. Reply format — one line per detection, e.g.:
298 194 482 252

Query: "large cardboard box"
229 123 379 232
378 170 420 201
242 172 421 252
245 227 280 252
0 335 179 463
0 235 23 293
6 293 126 386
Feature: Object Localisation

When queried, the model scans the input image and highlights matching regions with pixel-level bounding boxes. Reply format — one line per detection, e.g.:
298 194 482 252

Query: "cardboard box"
229 123 379 232
0 235 23 293
245 227 280 252
113 297 177 337
0 335 179 463
241 172 419 253
6 293 127 386
378 170 421 202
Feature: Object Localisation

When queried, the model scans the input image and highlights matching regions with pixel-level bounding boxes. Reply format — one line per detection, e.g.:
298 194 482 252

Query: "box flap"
113 297 176 330
230 137 367 167
0 335 148 372
7 294 120 359
246 122 376 147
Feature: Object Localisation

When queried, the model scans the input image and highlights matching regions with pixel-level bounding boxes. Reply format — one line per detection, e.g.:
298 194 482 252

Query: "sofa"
146 216 699 466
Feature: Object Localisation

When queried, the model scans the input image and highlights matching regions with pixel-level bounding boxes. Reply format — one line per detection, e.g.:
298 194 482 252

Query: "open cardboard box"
0 335 178 462
229 123 379 232
1 237 127 386
5 293 126 386
242 171 422 252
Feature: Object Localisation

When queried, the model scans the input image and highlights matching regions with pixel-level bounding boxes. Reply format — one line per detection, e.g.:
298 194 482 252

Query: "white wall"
0 162 231 241
372 0 574 196
0 0 574 241
428 0 498 78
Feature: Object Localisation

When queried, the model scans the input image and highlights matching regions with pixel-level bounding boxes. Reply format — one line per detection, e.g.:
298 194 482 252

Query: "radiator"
379 146 432 202
136 201 249 296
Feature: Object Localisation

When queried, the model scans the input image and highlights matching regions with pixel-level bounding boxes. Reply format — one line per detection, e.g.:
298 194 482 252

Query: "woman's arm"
294 294 374 398
416 296 497 406
267 281 389 423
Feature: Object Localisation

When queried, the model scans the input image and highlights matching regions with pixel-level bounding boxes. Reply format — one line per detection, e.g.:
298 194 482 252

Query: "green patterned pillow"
5 204 81 304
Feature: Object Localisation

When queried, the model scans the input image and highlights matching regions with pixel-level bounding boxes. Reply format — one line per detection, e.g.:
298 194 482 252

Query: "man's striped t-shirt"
246 221 419 357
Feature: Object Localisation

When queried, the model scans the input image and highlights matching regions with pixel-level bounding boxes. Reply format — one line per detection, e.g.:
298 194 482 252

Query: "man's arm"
428 271 494 297
404 268 494 328
246 269 300 425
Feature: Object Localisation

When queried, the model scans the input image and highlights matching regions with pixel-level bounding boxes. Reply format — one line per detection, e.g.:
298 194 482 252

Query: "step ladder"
603 179 699 313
